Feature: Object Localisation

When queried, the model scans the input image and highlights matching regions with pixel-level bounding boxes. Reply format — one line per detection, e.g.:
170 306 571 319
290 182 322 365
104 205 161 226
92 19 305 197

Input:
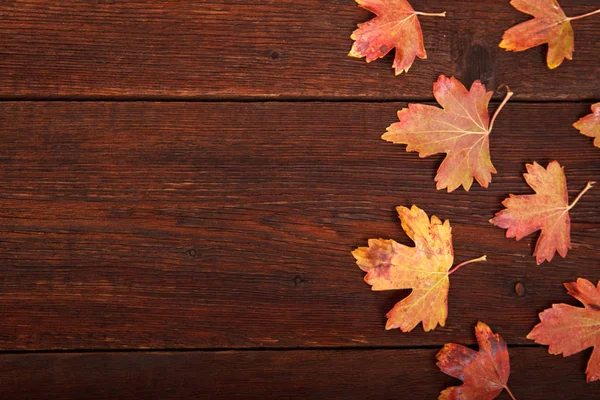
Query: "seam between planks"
0 97 597 103
0 343 546 355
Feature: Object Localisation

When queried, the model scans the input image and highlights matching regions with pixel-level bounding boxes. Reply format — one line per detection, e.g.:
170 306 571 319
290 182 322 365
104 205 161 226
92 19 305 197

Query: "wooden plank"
1 348 599 399
0 1 598 100
0 101 598 350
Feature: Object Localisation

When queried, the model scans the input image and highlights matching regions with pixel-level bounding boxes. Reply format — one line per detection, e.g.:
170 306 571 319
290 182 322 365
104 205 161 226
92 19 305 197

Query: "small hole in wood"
293 275 305 286
187 249 198 257
514 282 526 297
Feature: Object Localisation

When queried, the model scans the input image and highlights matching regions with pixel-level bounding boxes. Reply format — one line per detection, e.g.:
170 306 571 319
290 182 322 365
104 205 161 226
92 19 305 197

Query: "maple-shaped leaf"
382 75 513 192
500 0 600 69
490 161 594 265
437 322 515 400
349 0 446 75
528 278 600 382
574 103 600 148
352 205 486 332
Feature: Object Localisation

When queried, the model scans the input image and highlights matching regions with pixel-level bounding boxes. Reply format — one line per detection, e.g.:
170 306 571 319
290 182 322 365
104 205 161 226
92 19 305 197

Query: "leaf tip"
535 256 547 266
525 320 541 341
475 321 490 332
384 320 397 331
395 205 407 215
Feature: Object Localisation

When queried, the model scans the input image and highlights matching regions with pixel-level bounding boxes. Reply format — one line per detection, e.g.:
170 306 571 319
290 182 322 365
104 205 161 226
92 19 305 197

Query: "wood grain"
1 348 599 399
0 0 598 100
0 101 598 350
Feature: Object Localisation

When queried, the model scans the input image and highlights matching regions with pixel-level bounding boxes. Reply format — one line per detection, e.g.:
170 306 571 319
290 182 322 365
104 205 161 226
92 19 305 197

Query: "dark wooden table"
0 1 599 399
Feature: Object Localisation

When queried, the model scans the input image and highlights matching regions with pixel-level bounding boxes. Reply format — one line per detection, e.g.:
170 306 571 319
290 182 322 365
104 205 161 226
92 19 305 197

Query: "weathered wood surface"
0 0 598 100
1 348 599 399
1 101 598 350
1 0 599 397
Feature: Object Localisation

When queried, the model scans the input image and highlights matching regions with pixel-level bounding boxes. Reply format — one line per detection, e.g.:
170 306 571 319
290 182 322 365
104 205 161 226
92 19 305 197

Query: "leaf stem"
504 385 517 400
568 181 595 210
414 11 447 17
568 8 600 22
448 255 487 275
488 89 514 133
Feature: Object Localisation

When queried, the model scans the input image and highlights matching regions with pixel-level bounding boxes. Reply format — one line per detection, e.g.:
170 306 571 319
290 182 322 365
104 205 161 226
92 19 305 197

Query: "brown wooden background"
0 1 599 399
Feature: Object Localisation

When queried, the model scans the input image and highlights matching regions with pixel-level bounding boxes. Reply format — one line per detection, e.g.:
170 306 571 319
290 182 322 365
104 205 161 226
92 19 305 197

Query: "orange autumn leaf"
527 278 600 382
349 0 446 75
382 75 513 192
437 322 515 400
573 103 600 148
490 161 594 265
352 205 486 332
500 0 600 69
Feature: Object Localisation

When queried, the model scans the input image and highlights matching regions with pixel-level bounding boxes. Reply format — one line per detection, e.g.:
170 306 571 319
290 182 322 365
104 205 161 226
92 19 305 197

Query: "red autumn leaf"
437 322 515 400
349 0 446 75
382 75 513 192
527 278 600 382
352 205 486 332
573 103 600 148
500 0 600 69
490 161 594 264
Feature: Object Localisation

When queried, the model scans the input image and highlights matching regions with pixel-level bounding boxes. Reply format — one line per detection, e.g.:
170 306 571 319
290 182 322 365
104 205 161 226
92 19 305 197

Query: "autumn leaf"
382 75 513 192
527 278 600 382
573 103 600 148
490 161 594 265
437 322 516 400
349 0 446 75
500 0 600 69
351 205 486 332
